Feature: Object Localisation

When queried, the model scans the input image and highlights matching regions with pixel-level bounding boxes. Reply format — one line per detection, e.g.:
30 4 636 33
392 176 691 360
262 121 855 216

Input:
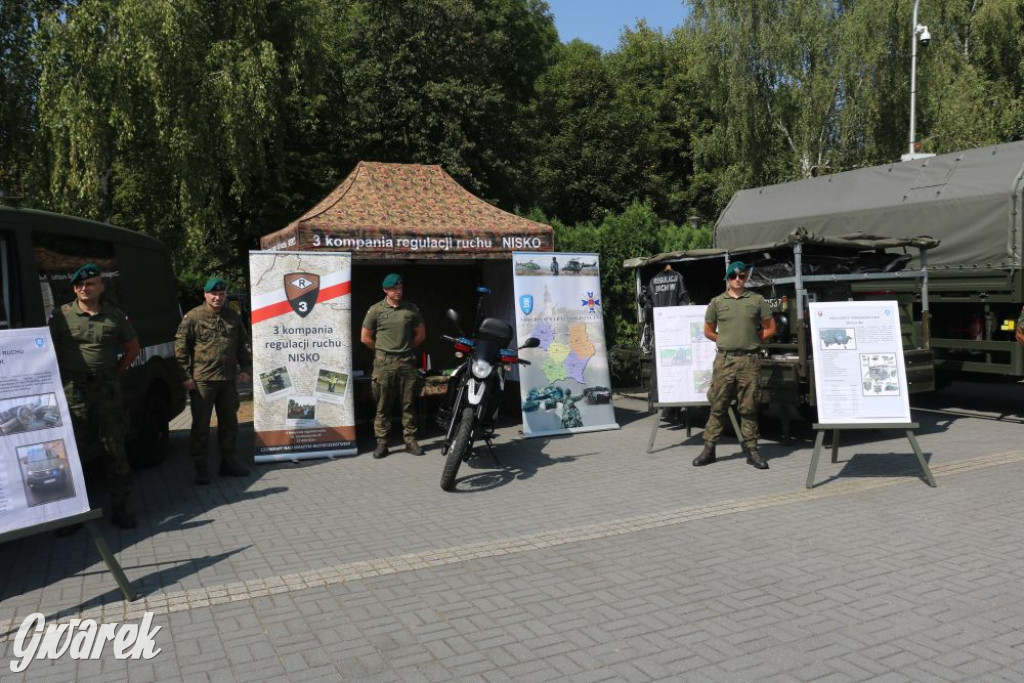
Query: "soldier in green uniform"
175 277 252 484
693 261 776 470
49 263 141 528
360 273 426 458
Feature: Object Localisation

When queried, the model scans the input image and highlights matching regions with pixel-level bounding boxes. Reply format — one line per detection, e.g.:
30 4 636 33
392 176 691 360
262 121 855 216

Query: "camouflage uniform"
175 303 251 467
49 300 137 504
362 299 424 441
703 290 771 449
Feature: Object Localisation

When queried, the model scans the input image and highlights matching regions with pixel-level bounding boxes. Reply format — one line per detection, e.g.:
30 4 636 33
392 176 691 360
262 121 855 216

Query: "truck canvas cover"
714 141 1024 270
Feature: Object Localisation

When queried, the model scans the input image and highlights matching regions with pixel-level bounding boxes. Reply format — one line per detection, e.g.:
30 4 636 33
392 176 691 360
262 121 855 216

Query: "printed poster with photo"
513 252 619 437
652 305 715 404
808 301 912 425
249 251 356 462
0 327 90 535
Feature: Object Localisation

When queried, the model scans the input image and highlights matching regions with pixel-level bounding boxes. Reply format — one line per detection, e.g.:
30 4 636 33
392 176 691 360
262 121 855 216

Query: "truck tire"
440 407 474 491
129 391 171 469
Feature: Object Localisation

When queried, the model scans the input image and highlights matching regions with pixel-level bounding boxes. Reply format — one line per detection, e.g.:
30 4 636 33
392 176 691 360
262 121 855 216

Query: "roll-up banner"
249 251 357 462
512 252 619 437
0 328 90 535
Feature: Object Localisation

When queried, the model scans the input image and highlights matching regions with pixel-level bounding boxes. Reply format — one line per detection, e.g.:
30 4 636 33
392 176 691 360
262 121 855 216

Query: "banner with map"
513 252 619 437
249 251 356 462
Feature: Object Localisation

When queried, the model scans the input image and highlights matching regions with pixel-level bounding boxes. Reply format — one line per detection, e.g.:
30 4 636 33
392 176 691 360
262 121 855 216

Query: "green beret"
725 261 749 278
70 263 101 285
382 273 403 288
204 277 228 293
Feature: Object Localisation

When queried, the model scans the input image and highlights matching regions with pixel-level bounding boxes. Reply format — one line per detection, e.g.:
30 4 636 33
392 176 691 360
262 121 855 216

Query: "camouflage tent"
261 162 553 260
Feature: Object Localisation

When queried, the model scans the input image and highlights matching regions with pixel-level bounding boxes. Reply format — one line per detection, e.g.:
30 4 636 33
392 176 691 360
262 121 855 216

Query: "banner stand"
647 403 742 454
805 422 935 489
0 509 137 602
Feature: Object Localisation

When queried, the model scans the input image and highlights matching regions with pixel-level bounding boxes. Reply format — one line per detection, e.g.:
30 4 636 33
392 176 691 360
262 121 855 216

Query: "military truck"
0 205 186 466
625 231 938 425
715 140 1024 382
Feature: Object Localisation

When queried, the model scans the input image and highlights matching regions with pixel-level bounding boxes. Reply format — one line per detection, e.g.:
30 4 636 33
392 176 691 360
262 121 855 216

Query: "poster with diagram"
808 301 911 424
652 306 715 404
0 327 90 535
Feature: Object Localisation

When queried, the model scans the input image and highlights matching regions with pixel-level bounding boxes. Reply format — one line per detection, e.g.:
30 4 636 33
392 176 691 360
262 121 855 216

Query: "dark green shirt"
49 301 137 378
705 290 771 351
175 304 251 382
362 300 423 354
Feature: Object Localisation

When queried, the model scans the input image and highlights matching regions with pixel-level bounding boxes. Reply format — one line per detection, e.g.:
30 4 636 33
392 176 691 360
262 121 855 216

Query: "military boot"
219 459 250 477
194 461 211 485
746 448 769 470
404 439 425 456
373 440 389 459
110 500 137 530
692 444 717 467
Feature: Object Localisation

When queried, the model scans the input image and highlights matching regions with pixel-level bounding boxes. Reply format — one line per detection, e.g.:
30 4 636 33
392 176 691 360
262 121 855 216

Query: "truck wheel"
129 392 171 469
440 407 474 491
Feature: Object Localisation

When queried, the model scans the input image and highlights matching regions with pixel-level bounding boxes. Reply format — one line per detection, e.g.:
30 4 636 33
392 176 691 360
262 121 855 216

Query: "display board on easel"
807 301 911 424
652 305 715 404
646 305 745 452
805 301 934 488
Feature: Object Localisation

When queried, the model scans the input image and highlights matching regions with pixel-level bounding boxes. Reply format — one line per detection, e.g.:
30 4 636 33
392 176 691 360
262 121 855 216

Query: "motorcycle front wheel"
440 406 475 491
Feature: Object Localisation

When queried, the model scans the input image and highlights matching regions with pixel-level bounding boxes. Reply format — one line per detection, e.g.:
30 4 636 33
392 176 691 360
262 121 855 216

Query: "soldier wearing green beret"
360 273 426 458
693 261 776 471
175 277 252 484
49 263 141 528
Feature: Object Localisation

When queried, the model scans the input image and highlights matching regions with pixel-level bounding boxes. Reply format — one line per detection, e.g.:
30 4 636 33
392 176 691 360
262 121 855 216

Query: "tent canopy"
714 141 1024 270
261 162 553 259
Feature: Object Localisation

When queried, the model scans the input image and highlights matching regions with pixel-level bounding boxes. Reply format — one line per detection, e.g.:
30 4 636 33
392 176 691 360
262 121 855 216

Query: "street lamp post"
902 0 934 162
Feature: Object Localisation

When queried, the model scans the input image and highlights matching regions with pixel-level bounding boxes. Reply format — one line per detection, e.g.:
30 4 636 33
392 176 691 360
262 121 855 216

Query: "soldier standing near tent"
175 277 252 484
49 263 141 529
361 273 426 458
693 261 776 470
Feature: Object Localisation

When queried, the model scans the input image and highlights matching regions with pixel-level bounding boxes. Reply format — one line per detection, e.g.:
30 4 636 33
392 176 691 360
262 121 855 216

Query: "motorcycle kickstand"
483 437 500 465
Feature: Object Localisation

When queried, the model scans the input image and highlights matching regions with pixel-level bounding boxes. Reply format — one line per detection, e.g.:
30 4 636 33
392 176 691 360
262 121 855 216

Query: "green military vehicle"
626 231 938 426
716 140 1024 383
0 205 186 466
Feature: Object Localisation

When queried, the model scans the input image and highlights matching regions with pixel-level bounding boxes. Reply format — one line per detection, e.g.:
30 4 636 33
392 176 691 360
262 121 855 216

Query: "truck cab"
0 205 186 467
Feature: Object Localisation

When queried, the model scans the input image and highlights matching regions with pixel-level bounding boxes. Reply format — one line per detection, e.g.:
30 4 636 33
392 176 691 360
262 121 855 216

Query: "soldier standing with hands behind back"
49 263 141 528
693 261 776 470
175 277 252 485
361 273 426 459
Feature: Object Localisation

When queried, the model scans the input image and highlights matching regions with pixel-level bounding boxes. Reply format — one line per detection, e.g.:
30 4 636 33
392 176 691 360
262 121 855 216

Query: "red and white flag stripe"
251 270 351 324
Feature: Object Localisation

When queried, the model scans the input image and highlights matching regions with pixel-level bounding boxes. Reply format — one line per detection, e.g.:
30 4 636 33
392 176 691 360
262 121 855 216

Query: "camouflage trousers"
189 381 239 463
64 377 130 504
372 352 422 440
703 353 763 449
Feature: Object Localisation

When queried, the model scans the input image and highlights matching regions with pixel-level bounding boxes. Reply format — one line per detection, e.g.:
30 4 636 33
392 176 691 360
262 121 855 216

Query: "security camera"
917 24 931 45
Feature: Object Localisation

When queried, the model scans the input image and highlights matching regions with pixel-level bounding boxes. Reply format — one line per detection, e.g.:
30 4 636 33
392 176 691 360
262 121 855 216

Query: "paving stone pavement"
2 381 1024 680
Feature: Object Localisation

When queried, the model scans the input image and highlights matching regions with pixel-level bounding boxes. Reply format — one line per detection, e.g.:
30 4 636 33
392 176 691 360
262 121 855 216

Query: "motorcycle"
436 290 540 491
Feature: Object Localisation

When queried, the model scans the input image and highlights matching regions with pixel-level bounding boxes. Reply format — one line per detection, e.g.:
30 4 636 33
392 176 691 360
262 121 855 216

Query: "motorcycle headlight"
471 359 493 379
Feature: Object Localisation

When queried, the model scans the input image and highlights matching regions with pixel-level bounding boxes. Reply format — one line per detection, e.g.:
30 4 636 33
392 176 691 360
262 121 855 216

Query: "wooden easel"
0 509 137 602
805 422 936 489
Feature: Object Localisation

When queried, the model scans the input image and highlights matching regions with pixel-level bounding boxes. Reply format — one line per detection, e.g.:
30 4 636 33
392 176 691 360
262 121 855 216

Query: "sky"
544 0 689 52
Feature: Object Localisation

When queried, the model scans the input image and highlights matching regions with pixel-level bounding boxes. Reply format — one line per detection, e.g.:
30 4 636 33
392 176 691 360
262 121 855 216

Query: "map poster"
808 301 912 425
0 327 90 535
249 251 357 462
513 252 619 437
653 306 715 404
